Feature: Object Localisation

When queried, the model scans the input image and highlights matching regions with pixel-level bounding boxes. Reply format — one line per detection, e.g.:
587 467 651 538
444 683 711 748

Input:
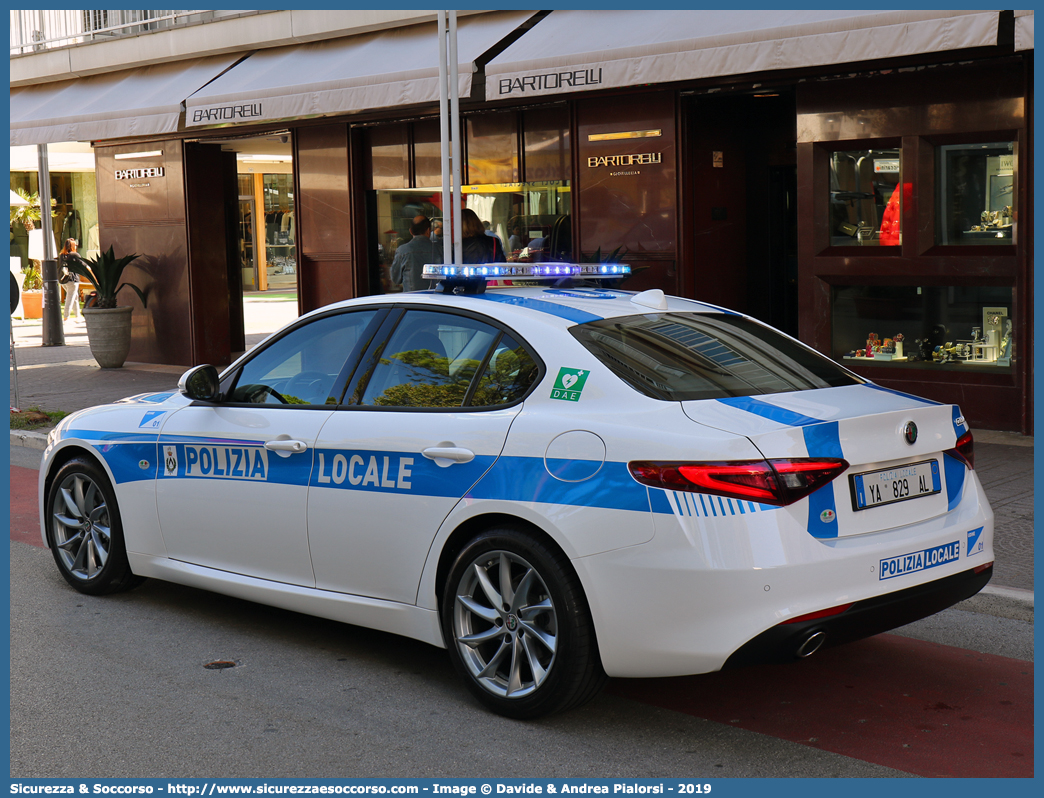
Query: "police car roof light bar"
423 262 632 294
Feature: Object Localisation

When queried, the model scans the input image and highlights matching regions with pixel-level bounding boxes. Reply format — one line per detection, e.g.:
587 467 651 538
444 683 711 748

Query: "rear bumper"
722 563 993 669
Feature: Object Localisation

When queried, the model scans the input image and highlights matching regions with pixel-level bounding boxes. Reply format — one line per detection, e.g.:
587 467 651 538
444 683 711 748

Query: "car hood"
53 391 192 443
114 390 187 407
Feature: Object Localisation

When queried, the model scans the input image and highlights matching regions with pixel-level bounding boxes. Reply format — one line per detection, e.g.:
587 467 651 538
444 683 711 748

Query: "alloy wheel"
51 472 111 581
452 550 558 699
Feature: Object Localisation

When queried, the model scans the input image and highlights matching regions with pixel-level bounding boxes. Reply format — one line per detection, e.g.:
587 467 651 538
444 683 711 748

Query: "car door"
156 308 383 586
307 307 541 603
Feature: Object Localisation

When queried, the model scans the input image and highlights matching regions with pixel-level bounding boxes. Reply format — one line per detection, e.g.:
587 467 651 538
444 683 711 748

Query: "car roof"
315 286 737 331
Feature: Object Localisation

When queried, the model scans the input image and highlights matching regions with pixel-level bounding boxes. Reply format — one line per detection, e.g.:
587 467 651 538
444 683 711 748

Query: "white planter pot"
83 306 134 368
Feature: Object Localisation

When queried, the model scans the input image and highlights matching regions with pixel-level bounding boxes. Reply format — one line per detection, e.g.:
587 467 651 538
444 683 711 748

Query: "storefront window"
368 181 573 294
832 285 1013 372
829 149 902 246
10 170 99 266
261 174 295 289
413 119 443 188
936 141 1015 245
461 181 572 263
523 105 571 183
368 188 444 295
370 125 408 190
466 112 519 185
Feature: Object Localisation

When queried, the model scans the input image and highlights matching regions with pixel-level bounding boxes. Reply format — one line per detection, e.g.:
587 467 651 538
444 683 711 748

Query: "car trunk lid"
681 383 970 538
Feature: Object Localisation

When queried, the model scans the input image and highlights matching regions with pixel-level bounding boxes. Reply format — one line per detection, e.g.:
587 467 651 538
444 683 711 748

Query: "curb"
10 429 49 450
956 584 1034 623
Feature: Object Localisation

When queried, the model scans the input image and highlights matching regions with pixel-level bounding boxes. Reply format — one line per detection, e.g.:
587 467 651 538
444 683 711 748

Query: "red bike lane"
11 463 1034 777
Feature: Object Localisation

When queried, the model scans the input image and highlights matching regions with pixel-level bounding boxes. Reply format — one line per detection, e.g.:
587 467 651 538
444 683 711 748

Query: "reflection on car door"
156 310 381 586
307 308 541 603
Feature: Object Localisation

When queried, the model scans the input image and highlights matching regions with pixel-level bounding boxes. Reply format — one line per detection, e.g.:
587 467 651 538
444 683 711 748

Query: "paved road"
10 454 1032 779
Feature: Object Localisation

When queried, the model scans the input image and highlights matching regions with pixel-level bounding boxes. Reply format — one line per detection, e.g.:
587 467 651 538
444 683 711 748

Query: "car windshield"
571 312 862 401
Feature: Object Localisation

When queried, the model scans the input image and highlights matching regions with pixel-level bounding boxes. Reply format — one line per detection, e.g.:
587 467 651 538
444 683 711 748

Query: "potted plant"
10 188 54 320
18 263 43 319
67 245 147 368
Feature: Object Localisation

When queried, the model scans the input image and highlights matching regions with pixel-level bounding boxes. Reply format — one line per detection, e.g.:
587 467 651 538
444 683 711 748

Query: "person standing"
390 217 443 292
461 209 506 263
57 238 83 321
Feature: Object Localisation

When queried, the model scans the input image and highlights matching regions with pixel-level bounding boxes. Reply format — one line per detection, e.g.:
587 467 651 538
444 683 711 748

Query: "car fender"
39 403 178 558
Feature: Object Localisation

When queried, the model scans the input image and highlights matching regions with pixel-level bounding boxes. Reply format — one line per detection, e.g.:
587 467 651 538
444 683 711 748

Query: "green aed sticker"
550 367 589 402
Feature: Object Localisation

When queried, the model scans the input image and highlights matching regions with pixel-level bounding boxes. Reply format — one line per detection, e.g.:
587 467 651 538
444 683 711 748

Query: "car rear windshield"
571 313 862 401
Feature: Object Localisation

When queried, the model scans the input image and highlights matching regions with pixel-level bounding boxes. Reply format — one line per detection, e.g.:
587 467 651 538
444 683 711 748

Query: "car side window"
229 310 378 405
357 310 535 409
469 334 539 407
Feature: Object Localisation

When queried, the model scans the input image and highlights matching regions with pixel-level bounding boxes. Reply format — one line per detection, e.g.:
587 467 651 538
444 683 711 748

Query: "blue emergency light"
422 262 631 293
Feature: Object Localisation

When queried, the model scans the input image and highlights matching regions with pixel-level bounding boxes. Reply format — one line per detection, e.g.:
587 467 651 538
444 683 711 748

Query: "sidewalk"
9 295 1034 609
10 292 298 413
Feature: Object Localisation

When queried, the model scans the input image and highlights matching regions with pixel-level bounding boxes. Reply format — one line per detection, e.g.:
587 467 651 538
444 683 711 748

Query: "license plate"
850 459 941 511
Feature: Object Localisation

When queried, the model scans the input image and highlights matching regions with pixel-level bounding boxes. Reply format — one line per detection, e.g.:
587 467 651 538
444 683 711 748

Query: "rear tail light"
628 458 849 507
944 430 974 469
780 602 853 624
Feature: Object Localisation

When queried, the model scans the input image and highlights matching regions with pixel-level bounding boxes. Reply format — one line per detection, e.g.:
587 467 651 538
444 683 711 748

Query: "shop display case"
828 148 901 247
833 285 1013 372
936 141 1015 246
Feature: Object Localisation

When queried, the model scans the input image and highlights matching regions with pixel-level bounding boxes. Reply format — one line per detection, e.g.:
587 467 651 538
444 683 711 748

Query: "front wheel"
441 527 606 718
45 457 144 595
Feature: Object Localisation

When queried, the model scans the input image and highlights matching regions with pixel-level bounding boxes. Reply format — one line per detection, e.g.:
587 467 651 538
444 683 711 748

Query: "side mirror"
178 364 221 402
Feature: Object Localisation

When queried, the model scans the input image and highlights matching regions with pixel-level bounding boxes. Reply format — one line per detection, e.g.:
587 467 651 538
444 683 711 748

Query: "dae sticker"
550 368 589 402
819 509 836 524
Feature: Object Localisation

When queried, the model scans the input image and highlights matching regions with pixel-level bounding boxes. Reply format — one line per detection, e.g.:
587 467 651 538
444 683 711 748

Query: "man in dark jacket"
390 217 443 291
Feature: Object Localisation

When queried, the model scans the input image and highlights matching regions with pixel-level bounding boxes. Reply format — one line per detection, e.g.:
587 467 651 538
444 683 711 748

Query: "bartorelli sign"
497 68 603 97
115 167 164 180
587 153 662 168
190 102 264 125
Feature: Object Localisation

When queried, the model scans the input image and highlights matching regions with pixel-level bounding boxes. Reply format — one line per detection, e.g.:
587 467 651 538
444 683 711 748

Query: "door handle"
422 446 475 466
265 439 307 454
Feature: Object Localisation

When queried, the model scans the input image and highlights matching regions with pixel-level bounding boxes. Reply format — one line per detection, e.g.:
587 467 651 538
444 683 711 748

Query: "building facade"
10 9 1034 432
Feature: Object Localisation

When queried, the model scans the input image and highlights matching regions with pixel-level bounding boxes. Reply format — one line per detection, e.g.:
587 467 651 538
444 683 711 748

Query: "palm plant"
66 245 147 309
9 188 41 233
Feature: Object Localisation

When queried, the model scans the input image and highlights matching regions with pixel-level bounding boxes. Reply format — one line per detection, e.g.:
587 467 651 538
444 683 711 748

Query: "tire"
45 457 144 595
441 527 607 718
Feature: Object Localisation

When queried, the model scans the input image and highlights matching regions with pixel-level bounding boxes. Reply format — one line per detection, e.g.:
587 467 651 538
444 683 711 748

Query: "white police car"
40 264 993 718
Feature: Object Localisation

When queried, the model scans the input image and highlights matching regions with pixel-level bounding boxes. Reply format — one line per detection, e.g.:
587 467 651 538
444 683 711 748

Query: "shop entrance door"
686 93 797 332
238 197 257 291
207 133 300 353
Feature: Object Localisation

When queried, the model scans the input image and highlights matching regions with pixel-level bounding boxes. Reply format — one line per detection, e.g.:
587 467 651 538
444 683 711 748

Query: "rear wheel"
442 527 606 718
45 457 144 595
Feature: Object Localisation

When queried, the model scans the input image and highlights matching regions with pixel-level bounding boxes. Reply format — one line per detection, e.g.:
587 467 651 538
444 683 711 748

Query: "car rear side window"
571 313 862 401
355 311 539 409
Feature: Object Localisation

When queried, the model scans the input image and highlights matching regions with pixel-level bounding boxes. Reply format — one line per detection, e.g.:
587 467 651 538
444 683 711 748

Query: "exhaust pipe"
796 630 827 658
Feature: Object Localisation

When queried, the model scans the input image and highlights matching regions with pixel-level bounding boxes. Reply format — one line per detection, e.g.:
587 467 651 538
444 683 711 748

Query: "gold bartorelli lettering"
587 153 663 168
115 167 164 180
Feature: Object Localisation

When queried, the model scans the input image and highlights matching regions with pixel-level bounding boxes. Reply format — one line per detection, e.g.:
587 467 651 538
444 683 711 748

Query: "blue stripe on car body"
467 457 649 512
802 421 842 539
716 396 824 427
472 293 604 324
943 453 967 511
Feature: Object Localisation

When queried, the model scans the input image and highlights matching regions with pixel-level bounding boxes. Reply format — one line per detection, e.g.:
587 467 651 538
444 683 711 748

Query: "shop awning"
184 10 536 130
9 54 243 146
485 10 1003 100
1015 10 1033 51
